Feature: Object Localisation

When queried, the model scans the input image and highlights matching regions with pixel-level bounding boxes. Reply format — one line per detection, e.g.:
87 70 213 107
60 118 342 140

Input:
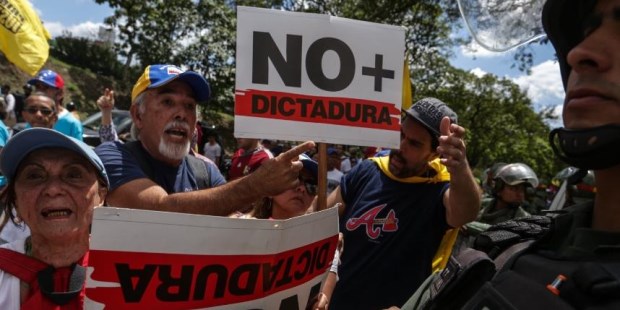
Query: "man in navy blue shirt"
96 64 314 216
325 97 480 309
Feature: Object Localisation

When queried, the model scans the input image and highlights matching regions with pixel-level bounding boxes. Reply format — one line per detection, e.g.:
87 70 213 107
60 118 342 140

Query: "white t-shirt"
0 211 30 244
203 142 222 163
0 239 25 310
3 93 15 124
327 169 344 195
340 157 352 174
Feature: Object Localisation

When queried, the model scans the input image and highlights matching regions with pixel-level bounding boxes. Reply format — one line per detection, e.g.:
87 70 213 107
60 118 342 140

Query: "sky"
28 0 565 126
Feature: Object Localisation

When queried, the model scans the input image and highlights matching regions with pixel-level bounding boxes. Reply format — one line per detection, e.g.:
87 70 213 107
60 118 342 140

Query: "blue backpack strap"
186 155 210 189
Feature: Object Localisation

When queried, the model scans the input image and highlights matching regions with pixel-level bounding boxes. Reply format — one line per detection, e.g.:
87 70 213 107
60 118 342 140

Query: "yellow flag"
0 0 51 76
401 54 412 111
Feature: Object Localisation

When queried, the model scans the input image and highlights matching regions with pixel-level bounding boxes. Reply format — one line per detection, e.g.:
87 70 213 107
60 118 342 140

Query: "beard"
158 120 191 161
389 151 428 178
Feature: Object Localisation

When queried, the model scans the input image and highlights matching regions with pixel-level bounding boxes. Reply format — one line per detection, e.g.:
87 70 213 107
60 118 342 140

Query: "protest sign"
235 6 405 149
85 207 339 309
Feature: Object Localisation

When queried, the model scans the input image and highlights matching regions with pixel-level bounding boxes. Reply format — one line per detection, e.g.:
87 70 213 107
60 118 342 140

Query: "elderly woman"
0 128 108 309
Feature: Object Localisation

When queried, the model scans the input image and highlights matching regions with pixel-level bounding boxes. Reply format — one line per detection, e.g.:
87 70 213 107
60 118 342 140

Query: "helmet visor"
457 0 546 52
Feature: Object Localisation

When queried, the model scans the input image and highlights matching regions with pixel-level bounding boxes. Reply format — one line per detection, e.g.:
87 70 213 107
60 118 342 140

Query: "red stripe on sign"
86 236 338 308
235 89 401 131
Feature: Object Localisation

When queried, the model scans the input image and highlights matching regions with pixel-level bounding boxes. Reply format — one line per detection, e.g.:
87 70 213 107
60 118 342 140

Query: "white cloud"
42 20 104 39
469 67 487 78
511 60 565 127
512 60 564 106
460 40 510 58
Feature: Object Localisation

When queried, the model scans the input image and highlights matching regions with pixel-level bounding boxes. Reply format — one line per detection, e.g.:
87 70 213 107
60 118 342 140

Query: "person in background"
462 163 538 238
13 84 33 123
0 105 10 189
28 69 83 141
203 134 222 167
0 128 108 308
66 101 80 121
236 154 318 220
21 92 58 130
1 85 16 127
228 137 273 181
326 147 343 195
340 151 352 174
230 154 339 310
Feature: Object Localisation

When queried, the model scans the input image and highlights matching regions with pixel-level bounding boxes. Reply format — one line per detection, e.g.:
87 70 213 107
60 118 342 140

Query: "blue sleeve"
0 125 9 147
73 118 83 141
340 160 368 206
206 161 226 187
95 141 148 191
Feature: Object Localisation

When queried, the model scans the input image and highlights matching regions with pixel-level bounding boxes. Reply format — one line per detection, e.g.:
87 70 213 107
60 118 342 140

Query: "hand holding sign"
252 140 316 197
437 116 469 173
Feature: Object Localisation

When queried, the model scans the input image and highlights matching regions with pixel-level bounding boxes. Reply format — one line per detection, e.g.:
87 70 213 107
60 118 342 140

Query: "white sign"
235 6 405 148
85 207 339 309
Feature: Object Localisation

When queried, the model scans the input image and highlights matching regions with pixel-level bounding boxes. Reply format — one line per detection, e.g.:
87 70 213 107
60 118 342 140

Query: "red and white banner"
235 6 405 148
85 207 339 309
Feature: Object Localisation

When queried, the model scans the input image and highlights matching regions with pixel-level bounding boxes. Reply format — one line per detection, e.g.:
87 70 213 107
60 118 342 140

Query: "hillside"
0 54 128 116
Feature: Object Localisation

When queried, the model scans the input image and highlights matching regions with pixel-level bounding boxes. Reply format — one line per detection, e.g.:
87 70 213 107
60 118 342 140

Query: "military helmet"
494 163 539 190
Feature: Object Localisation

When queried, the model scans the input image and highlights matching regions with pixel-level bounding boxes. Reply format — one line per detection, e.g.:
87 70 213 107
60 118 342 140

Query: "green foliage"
411 54 562 179
87 0 559 178
51 33 124 79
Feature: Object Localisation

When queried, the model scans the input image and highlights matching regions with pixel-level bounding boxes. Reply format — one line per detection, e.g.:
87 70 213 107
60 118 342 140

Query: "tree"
411 54 562 179
51 33 124 79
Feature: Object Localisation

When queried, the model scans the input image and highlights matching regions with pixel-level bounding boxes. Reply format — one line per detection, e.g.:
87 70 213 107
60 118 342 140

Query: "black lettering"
252 94 270 114
310 100 327 119
294 250 312 280
306 37 355 92
230 264 259 295
378 107 392 125
115 264 157 303
278 96 295 116
363 105 377 123
361 54 395 92
156 265 193 301
262 259 284 292
279 294 300 310
275 256 294 287
296 98 312 117
305 282 322 310
278 282 322 310
328 101 344 119
252 32 302 87
271 96 278 115
193 265 228 300
316 242 331 270
344 101 361 122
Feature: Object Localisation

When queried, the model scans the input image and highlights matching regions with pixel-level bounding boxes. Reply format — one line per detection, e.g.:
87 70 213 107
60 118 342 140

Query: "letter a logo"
345 204 399 239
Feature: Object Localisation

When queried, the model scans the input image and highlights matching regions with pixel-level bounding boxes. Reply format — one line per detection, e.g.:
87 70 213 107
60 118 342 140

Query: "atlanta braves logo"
345 204 399 239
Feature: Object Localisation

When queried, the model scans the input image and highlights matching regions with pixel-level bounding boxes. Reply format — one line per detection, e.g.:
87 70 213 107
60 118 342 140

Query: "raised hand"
97 88 115 112
436 116 469 173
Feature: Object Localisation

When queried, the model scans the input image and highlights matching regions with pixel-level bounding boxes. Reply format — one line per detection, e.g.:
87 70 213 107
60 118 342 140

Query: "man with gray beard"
95 64 314 215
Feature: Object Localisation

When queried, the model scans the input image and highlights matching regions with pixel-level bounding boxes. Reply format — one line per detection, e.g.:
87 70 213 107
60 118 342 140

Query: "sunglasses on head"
24 107 54 116
298 176 318 196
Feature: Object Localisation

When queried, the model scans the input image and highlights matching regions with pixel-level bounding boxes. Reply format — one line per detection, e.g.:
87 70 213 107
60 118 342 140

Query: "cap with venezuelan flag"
131 64 211 103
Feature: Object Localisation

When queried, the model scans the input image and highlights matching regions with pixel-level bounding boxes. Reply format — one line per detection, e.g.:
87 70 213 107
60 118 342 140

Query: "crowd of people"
0 0 619 308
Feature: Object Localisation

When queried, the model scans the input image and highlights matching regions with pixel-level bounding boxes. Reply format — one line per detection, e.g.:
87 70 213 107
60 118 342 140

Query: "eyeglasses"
24 107 54 116
299 176 318 196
